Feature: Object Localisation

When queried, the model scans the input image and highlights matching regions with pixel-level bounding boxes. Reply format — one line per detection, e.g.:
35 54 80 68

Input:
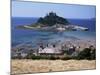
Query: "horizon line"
11 16 96 19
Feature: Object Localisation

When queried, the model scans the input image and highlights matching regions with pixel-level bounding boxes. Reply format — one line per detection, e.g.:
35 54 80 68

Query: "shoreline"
17 24 89 31
12 38 96 49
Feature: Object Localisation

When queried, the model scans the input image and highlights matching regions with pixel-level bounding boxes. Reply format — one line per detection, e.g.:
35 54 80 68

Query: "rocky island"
17 12 89 31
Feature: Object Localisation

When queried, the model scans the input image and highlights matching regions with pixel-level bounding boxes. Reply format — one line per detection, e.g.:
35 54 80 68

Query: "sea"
11 17 96 48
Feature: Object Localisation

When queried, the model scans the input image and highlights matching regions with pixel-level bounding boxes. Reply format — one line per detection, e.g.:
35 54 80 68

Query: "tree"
77 48 96 60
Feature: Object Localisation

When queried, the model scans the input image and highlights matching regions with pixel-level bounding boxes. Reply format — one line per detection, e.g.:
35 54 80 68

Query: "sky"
12 1 96 19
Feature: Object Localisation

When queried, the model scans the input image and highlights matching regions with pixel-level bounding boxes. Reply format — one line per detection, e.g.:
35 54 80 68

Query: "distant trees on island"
36 12 69 26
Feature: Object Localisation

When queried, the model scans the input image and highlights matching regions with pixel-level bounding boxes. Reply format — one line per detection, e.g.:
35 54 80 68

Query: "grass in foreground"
11 59 96 74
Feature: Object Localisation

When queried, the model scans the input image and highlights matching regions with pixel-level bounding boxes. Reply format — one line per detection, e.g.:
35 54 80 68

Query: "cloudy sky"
12 1 96 19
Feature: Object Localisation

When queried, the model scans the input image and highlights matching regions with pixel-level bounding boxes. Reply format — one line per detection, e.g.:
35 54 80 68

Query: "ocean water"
11 17 96 47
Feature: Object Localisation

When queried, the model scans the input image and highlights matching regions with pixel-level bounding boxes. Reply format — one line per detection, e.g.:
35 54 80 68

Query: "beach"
11 59 96 74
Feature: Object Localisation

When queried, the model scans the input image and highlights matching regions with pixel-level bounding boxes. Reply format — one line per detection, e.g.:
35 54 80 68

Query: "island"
17 12 89 31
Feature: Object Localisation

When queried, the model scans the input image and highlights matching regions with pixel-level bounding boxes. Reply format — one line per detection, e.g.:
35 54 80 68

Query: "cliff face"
37 12 69 26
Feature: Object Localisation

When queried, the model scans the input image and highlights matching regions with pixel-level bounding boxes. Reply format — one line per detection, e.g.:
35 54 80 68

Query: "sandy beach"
11 59 96 74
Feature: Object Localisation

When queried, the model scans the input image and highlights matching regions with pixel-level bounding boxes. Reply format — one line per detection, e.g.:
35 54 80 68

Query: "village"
11 39 95 59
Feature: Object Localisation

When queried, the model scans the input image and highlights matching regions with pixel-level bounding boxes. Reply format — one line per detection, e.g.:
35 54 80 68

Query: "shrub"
49 56 56 60
77 48 96 60
32 56 41 60
31 55 57 60
89 49 96 60
26 54 35 59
